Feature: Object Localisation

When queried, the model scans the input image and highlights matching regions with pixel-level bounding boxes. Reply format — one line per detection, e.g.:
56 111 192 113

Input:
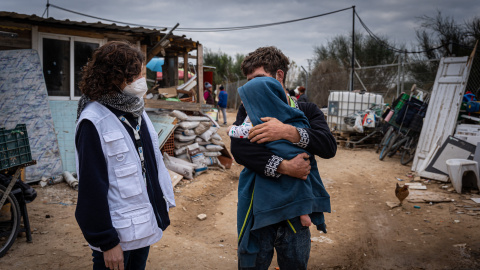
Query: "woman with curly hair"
75 41 175 270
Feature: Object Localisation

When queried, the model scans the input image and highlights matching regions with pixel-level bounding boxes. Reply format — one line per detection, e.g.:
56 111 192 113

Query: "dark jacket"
297 94 308 103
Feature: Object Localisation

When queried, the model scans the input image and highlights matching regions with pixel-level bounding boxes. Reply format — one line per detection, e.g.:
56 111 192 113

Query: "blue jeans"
239 218 311 270
92 246 150 270
219 107 227 124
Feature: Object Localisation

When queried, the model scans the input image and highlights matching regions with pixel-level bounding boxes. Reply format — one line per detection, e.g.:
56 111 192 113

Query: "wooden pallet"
333 131 382 149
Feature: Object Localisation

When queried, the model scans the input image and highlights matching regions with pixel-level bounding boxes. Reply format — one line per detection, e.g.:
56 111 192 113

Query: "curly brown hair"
240 46 289 84
79 41 145 100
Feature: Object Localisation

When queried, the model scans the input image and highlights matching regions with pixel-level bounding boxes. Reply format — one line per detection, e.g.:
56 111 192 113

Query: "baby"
228 114 312 227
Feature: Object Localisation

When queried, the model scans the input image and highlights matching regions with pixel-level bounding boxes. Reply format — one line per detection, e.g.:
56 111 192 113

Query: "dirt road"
2 112 480 269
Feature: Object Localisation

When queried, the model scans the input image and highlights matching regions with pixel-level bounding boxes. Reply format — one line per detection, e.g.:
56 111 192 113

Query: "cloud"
4 0 480 68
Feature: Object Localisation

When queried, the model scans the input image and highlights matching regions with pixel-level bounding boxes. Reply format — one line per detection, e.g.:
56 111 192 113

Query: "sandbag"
206 144 223 152
163 153 195 179
175 153 190 162
169 110 188 121
187 143 208 176
211 138 225 147
194 122 212 135
174 146 188 156
175 140 195 148
175 134 197 142
204 151 221 157
175 129 195 136
179 121 200 129
195 137 211 145
204 156 221 166
185 116 211 122
211 133 222 141
199 129 214 141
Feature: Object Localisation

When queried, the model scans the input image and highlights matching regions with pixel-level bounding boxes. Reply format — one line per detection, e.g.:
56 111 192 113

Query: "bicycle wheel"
376 126 394 153
387 136 409 158
401 137 418 165
0 184 21 258
379 131 396 160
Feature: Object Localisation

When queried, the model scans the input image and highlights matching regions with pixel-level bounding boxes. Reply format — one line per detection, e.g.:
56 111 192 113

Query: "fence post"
397 54 401 97
235 74 240 110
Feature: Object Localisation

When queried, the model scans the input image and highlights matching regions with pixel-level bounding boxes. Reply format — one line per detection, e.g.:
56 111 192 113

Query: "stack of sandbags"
168 110 225 177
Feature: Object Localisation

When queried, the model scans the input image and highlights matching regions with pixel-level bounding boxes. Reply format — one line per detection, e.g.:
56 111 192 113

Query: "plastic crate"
161 133 175 156
0 124 33 170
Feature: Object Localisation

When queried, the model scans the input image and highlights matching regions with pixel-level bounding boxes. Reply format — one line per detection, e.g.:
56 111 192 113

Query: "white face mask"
123 77 148 98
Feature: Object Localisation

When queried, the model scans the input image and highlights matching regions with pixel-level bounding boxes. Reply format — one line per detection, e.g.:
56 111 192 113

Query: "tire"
401 137 418 165
387 136 409 158
379 131 396 160
376 126 394 153
383 132 400 159
0 184 21 258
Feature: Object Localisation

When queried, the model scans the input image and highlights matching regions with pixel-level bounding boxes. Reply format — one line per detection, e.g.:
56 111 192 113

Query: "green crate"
0 124 33 170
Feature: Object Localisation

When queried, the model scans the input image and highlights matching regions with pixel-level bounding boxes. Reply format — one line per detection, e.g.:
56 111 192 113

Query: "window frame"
38 33 106 100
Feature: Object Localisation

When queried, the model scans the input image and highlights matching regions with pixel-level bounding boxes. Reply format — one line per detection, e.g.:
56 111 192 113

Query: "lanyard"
118 115 146 185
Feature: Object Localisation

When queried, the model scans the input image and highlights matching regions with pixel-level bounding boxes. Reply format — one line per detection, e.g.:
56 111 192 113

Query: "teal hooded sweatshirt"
236 77 331 268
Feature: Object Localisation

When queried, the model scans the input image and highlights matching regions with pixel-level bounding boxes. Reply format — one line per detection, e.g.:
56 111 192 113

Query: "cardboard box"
158 87 178 98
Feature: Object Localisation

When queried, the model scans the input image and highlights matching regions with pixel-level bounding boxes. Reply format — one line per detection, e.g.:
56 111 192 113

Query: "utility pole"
234 74 240 110
351 5 355 91
301 66 308 95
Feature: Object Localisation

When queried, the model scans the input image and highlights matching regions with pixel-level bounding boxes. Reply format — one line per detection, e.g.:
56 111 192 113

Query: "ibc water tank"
327 91 384 133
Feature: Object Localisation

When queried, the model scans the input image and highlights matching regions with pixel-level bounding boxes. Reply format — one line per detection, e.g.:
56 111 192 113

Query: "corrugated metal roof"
0 11 165 35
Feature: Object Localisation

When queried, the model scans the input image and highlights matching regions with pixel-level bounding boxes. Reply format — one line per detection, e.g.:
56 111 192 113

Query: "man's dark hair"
241 46 289 84
219 85 224 90
79 41 145 100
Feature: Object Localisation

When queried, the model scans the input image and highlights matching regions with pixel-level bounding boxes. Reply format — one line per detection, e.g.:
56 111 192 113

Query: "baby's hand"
300 214 312 227
226 125 235 136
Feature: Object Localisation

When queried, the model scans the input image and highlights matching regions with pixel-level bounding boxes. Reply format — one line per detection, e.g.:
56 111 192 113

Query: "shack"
0 11 210 181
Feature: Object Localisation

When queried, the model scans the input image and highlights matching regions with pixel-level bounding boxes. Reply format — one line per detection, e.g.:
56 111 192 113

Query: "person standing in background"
218 85 228 125
204 82 215 105
297 86 309 103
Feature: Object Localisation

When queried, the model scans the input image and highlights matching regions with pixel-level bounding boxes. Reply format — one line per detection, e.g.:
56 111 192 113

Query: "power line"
177 7 353 32
47 3 353 33
354 11 444 54
48 4 167 30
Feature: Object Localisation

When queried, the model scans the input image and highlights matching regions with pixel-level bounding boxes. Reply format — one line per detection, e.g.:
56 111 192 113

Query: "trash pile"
164 110 226 179
40 171 79 190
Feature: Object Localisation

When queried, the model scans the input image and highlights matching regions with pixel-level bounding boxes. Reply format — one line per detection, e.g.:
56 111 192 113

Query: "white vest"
75 102 175 251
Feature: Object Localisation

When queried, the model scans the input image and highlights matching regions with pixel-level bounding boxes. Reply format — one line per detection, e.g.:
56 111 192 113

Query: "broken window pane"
74 41 99 97
43 38 70 96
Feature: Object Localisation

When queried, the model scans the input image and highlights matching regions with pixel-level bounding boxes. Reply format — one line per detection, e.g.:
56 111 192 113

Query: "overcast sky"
4 0 480 69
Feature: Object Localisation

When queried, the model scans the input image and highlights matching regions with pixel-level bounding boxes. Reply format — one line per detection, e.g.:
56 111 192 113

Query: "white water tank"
327 91 384 132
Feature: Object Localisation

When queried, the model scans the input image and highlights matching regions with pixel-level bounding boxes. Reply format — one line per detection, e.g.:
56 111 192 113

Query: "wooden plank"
168 169 183 187
197 43 204 104
38 25 105 39
183 52 189 83
144 99 212 112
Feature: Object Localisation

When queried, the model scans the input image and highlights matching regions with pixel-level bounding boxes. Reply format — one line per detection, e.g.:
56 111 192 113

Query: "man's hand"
248 117 300 144
104 244 124 270
277 153 311 180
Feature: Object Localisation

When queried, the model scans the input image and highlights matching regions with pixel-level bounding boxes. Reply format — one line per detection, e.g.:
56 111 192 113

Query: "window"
39 33 104 100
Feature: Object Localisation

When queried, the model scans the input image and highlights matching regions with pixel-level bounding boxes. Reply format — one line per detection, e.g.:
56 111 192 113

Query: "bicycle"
400 135 419 165
0 184 21 258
